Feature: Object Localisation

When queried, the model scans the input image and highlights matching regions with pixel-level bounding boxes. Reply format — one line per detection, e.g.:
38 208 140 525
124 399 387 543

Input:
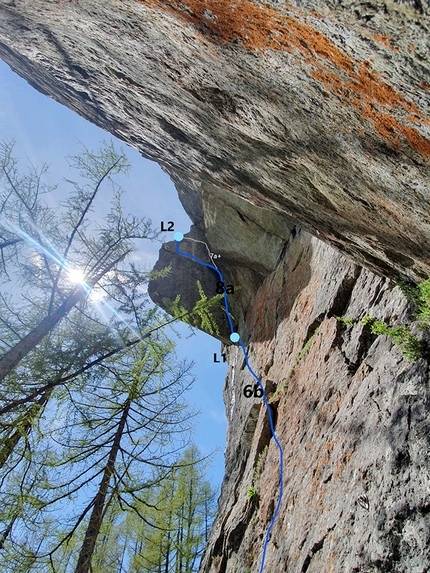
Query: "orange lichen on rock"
141 0 355 72
140 0 429 157
372 33 399 51
311 61 419 114
142 0 290 50
396 123 430 157
310 63 430 156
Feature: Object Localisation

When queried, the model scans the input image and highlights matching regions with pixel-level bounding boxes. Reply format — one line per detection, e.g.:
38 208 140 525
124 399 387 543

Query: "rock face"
199 229 430 573
148 183 295 342
0 0 429 280
148 170 430 571
0 1 429 571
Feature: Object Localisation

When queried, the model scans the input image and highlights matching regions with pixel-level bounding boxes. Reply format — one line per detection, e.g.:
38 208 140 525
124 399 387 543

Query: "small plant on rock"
337 308 423 361
399 278 430 329
247 486 257 500
361 315 422 361
334 275 430 361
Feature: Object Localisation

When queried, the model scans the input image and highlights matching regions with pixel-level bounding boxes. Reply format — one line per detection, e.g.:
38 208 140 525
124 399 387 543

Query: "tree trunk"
0 389 51 469
0 286 85 383
185 481 194 573
0 513 16 551
164 523 171 573
204 498 209 543
74 399 130 573
178 506 184 573
0 257 123 383
118 538 127 573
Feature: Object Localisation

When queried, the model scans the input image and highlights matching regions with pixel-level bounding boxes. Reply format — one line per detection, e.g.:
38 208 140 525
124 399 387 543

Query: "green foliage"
247 486 256 500
297 327 320 362
398 279 430 329
0 139 214 571
360 314 374 327
126 445 217 573
397 281 422 308
337 312 423 361
0 338 199 570
336 316 356 325
0 138 158 397
246 445 269 505
269 376 289 403
416 279 430 328
246 552 255 570
167 280 225 336
253 445 268 484
362 317 422 361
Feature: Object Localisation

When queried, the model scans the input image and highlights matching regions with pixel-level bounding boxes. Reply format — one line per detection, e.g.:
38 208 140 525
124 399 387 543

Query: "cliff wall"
0 1 429 571
149 184 430 572
199 229 430 572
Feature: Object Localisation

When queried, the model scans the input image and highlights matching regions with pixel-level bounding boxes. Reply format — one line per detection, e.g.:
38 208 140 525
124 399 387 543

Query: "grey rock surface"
148 181 295 341
149 202 430 572
0 0 429 280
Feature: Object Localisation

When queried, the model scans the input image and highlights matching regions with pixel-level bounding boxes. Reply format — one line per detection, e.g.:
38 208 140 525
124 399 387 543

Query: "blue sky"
0 59 227 488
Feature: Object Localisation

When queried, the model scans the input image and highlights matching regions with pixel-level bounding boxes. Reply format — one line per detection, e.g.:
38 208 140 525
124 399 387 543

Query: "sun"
67 268 86 284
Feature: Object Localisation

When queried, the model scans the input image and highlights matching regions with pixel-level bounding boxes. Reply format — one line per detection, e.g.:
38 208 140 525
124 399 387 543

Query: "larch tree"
126 445 218 573
0 138 158 472
0 139 218 573
0 327 197 572
0 138 161 556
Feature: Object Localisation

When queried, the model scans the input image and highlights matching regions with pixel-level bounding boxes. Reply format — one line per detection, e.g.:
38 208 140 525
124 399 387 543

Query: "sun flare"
67 268 86 284
89 287 105 303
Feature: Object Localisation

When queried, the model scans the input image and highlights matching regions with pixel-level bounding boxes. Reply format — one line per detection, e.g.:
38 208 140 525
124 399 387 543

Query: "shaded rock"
148 225 234 343
0 0 429 280
148 180 294 341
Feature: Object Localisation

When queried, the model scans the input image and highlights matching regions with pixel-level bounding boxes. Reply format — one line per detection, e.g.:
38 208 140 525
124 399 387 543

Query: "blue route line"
175 239 283 573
